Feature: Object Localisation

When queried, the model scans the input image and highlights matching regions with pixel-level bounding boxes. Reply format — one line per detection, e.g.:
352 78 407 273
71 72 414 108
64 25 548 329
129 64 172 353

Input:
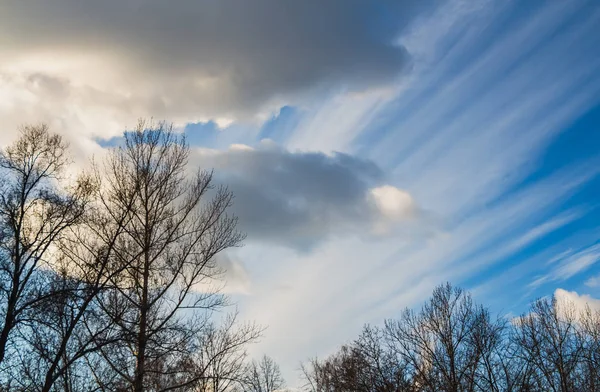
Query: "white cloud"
585 274 600 288
369 185 417 235
287 87 394 153
554 251 600 280
369 185 415 220
554 288 600 313
470 211 583 293
506 241 600 294
534 244 600 286
229 143 254 152
511 289 600 326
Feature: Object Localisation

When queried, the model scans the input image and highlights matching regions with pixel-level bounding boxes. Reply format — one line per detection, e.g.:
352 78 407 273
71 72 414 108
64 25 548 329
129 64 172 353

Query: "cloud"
218 254 252 295
193 253 251 295
554 288 600 313
370 185 415 219
191 143 417 249
511 289 600 327
369 1 600 216
369 185 417 234
529 243 600 289
553 249 600 280
524 244 600 292
0 0 435 141
585 274 600 288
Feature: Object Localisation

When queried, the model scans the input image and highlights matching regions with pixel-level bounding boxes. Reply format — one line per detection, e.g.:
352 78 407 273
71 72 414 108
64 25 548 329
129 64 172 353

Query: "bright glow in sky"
2 0 600 386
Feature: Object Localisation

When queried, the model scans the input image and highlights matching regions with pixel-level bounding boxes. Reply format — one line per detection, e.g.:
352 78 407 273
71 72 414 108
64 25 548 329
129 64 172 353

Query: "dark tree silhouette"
0 125 91 371
0 122 261 392
89 122 245 392
239 355 285 392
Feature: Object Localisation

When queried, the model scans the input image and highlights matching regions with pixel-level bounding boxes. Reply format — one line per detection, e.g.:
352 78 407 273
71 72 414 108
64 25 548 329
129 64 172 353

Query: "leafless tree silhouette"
0 125 92 377
238 355 285 392
86 122 246 392
303 283 600 392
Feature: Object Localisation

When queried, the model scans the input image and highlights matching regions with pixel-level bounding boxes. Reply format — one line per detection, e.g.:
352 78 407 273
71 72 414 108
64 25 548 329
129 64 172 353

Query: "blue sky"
1 0 600 386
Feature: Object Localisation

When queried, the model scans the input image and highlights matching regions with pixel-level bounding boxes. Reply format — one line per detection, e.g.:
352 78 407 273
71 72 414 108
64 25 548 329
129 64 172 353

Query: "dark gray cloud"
193 144 415 249
0 0 437 118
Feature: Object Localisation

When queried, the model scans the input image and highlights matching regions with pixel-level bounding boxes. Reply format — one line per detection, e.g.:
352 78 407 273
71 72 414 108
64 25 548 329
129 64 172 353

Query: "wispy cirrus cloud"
528 244 600 289
233 1 600 380
585 275 600 288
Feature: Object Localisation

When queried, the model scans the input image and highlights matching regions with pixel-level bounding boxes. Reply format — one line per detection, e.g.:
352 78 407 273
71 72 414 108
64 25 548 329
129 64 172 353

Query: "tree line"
301 283 600 392
0 124 285 392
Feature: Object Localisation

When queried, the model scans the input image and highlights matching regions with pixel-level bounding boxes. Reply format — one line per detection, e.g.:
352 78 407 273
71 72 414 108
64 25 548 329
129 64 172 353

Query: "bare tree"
301 325 410 392
239 355 285 392
385 283 495 392
0 125 91 372
17 195 140 392
128 311 261 392
301 346 363 392
578 306 600 392
512 297 586 392
186 313 262 392
88 122 245 392
302 283 600 392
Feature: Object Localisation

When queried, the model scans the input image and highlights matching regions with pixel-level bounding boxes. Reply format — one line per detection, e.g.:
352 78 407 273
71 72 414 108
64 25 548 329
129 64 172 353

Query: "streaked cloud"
585 275 600 288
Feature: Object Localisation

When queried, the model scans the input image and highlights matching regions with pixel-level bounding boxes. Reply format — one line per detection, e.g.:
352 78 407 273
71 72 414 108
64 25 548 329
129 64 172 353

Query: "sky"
1 0 600 387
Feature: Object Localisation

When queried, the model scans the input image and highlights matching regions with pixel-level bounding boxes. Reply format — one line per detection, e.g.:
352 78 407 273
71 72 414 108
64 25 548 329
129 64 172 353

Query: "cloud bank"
0 0 434 142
